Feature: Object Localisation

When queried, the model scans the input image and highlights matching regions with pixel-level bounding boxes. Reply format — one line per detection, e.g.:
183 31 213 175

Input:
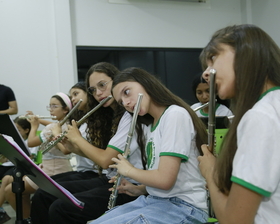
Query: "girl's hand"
61 138 78 153
197 144 216 181
25 111 34 116
109 177 145 197
109 154 134 177
27 115 40 129
65 120 82 144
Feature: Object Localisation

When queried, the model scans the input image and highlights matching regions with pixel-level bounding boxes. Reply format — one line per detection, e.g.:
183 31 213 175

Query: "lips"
99 97 107 102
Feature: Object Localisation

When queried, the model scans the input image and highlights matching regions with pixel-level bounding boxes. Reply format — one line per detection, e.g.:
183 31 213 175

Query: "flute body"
193 102 209 112
19 115 57 119
59 99 83 126
108 93 143 209
207 69 216 219
41 96 112 155
208 69 216 154
38 99 83 152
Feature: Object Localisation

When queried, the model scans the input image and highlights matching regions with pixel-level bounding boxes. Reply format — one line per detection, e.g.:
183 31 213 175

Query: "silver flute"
193 102 209 112
41 96 112 155
108 93 143 209
59 99 83 126
19 115 57 119
38 99 83 152
207 68 216 219
208 69 216 155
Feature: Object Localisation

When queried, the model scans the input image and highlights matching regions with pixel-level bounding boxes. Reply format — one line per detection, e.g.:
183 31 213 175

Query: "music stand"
0 114 30 156
0 114 84 223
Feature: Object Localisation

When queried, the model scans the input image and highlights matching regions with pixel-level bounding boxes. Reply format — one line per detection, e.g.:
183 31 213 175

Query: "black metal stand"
12 167 25 224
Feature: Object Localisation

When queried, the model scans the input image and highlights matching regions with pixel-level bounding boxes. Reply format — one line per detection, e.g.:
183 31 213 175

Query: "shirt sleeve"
231 110 280 197
107 112 131 153
6 86 16 102
159 106 195 161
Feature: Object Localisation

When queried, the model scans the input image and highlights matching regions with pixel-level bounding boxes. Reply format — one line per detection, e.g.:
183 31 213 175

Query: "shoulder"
162 105 191 122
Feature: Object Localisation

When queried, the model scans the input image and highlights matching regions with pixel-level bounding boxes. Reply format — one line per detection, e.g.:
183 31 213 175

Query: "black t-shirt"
0 84 16 110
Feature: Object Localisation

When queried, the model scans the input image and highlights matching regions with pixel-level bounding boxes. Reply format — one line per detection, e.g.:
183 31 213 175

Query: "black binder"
0 114 30 156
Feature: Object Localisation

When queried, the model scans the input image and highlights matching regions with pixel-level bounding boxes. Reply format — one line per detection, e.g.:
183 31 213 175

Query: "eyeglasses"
46 105 63 111
87 80 112 95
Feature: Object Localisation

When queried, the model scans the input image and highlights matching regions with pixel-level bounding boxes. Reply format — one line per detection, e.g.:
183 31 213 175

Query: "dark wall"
76 47 203 105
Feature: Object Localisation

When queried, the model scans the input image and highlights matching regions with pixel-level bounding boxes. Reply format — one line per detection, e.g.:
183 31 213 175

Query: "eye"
98 82 106 87
124 89 130 95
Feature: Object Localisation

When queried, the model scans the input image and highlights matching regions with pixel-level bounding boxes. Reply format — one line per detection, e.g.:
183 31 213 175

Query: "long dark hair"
85 62 147 170
200 24 280 194
85 62 124 149
112 67 208 155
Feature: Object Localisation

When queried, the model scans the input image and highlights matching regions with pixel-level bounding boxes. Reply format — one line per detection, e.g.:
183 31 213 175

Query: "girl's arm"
198 145 262 224
110 154 181 190
65 120 119 169
27 116 41 147
0 101 18 115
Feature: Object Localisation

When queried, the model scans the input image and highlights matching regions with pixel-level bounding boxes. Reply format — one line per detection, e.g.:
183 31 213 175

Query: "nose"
202 67 211 83
71 97 76 103
202 92 209 100
95 88 102 96
123 98 130 108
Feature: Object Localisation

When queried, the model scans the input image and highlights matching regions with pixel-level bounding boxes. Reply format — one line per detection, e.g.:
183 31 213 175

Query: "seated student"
0 116 38 224
50 82 103 182
4 92 73 220
198 24 280 224
30 62 147 224
191 72 233 117
91 67 208 224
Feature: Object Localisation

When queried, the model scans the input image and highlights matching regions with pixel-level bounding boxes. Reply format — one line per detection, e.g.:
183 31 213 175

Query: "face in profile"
47 97 69 121
70 88 87 111
203 44 236 99
88 72 114 107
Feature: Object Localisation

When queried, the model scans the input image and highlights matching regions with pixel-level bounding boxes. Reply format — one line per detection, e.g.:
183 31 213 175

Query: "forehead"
112 82 127 98
70 88 82 95
89 72 109 85
50 97 61 105
196 83 209 90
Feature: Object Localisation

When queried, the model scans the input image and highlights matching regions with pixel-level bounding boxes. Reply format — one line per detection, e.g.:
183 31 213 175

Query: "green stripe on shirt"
159 152 188 162
107 145 122 154
231 176 271 197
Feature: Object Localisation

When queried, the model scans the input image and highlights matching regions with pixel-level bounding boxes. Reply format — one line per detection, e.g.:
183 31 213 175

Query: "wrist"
125 166 135 177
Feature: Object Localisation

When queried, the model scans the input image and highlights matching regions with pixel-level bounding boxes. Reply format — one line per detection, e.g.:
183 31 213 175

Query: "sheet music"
0 134 84 210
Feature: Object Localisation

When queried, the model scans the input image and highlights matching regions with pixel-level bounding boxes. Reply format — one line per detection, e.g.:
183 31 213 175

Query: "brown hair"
112 67 208 155
200 24 280 194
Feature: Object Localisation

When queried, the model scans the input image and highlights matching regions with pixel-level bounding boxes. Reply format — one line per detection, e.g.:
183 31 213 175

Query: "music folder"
0 113 30 156
0 114 84 210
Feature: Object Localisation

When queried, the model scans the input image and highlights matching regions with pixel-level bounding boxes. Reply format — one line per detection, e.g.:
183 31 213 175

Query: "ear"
24 128 30 135
63 109 69 115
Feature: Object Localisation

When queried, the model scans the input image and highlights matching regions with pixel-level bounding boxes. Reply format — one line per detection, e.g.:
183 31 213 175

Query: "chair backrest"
215 128 228 155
